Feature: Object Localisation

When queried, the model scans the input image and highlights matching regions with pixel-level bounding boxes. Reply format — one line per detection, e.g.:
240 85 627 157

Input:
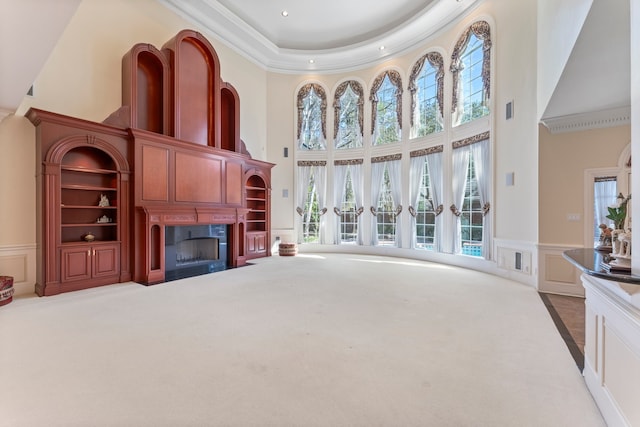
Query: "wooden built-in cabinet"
28 29 273 295
245 174 269 258
61 243 120 282
27 110 132 296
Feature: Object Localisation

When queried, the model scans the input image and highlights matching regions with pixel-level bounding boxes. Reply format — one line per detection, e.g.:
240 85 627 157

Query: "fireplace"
164 224 228 282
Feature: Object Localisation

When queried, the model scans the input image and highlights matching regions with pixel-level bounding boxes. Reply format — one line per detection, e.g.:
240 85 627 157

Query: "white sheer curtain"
426 151 444 252
594 178 617 229
451 147 469 254
387 159 403 247
370 162 386 246
470 138 491 259
333 164 348 244
409 155 425 249
351 163 365 245
313 164 328 244
296 165 313 244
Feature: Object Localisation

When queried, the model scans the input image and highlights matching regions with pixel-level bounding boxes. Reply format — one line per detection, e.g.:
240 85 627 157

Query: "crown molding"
157 0 480 74
540 106 631 134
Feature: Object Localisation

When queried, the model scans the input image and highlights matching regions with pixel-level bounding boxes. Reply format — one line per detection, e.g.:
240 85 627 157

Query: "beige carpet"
1 253 604 426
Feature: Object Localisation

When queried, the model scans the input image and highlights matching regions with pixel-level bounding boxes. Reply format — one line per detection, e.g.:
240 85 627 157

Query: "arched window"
376 165 396 245
451 21 491 126
415 160 436 250
451 133 491 258
303 174 321 243
296 161 327 244
370 71 402 145
340 170 358 243
409 52 444 138
410 146 444 252
297 83 327 150
370 156 402 247
460 152 482 255
334 81 364 149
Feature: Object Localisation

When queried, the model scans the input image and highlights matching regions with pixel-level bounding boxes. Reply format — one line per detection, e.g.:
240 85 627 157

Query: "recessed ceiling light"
281 10 288 17
379 45 385 51
309 59 315 64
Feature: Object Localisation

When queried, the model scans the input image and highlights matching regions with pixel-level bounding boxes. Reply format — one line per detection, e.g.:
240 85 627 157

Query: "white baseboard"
296 241 539 288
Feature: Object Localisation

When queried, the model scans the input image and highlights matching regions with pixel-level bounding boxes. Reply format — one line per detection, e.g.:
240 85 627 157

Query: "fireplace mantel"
142 206 250 226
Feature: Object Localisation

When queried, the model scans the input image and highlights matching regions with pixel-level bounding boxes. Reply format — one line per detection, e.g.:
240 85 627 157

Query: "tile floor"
539 293 585 371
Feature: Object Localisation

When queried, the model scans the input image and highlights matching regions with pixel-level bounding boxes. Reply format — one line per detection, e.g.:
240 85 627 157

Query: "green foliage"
606 193 631 229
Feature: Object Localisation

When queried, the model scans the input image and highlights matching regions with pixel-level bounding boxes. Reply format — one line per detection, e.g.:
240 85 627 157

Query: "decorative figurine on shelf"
98 194 110 207
97 215 112 223
83 232 95 242
612 230 632 259
596 223 613 251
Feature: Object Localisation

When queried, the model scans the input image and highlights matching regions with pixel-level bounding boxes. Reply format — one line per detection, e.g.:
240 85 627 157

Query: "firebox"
164 224 228 281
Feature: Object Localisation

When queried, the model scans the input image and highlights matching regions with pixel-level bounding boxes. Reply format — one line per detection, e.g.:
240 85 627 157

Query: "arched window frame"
296 83 327 150
333 80 364 149
450 21 492 126
409 52 444 138
370 70 403 145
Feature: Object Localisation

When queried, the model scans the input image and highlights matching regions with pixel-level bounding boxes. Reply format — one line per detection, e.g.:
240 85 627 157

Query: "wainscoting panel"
538 244 583 296
0 244 37 296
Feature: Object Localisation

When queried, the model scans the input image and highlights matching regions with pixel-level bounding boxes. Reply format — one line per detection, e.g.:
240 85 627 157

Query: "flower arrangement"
606 193 631 230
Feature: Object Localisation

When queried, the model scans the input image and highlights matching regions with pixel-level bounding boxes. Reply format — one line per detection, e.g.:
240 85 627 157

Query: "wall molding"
537 243 584 296
0 243 37 296
540 106 630 134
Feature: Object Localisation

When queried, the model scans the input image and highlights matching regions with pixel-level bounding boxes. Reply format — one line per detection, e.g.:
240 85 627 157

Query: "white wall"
631 0 640 275
536 0 593 120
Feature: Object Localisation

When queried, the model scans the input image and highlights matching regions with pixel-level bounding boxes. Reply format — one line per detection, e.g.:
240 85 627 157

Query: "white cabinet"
581 274 640 427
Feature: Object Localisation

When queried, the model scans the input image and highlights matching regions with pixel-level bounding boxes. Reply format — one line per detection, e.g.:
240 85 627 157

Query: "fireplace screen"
165 224 228 281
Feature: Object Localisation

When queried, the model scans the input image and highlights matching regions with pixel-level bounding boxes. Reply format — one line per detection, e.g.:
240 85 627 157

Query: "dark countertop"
563 248 640 285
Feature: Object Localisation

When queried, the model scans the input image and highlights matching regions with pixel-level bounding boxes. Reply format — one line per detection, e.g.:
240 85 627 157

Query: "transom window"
372 73 401 145
412 62 442 138
297 84 326 150
335 84 363 149
458 34 489 124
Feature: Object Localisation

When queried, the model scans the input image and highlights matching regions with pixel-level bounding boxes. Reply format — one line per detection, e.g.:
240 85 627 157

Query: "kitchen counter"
562 248 640 285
